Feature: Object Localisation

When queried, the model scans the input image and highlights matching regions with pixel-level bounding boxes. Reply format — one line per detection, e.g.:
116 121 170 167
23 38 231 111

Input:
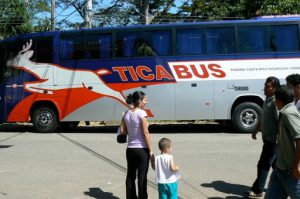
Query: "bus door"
175 81 214 120
3 65 25 121
0 43 22 123
2 39 32 122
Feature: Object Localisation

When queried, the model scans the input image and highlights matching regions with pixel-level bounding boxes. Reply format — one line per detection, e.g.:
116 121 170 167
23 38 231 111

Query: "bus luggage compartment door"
175 81 214 120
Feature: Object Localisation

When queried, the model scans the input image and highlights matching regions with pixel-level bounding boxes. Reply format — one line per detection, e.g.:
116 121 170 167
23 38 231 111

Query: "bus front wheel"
31 107 59 133
232 102 262 133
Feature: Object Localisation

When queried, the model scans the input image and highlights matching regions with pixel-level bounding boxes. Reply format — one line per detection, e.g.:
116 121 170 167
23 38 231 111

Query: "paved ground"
0 123 263 199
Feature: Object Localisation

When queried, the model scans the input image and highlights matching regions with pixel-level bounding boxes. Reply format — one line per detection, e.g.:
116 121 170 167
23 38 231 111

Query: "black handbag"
117 127 127 143
117 134 127 143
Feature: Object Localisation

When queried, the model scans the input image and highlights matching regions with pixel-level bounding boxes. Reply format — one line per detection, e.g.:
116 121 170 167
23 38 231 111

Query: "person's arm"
251 130 259 140
284 112 300 179
120 118 127 135
252 120 260 140
151 156 155 170
170 156 179 171
292 138 300 179
141 117 153 156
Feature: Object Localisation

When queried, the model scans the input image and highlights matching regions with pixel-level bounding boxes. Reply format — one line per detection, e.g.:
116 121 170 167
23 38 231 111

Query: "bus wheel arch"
231 96 263 133
30 101 60 133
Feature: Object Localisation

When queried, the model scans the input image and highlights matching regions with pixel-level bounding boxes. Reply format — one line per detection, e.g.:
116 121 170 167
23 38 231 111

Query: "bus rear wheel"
31 107 59 133
232 102 262 133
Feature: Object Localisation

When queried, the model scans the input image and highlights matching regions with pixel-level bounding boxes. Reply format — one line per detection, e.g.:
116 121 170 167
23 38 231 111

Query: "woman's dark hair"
266 76 280 89
275 85 294 105
126 91 146 106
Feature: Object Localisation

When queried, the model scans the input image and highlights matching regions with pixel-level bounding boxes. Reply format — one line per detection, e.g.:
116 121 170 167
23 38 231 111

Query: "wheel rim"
37 111 53 127
239 108 258 128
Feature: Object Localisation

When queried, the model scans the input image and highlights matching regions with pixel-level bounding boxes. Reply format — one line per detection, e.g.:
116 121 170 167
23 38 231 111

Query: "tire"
232 102 262 133
60 122 79 130
31 107 59 133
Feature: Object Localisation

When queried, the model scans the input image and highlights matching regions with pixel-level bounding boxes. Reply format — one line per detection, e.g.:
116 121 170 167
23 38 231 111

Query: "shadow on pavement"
0 145 13 149
84 187 120 199
0 123 34 133
202 180 249 198
0 123 238 134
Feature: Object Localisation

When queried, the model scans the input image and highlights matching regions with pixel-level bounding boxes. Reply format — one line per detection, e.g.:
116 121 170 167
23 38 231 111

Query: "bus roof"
80 16 300 32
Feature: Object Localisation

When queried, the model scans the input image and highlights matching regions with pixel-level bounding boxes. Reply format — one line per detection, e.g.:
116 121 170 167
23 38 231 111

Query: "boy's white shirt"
155 153 179 184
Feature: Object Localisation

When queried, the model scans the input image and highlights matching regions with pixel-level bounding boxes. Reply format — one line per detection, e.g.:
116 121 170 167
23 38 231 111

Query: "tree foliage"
29 0 52 31
258 0 300 16
0 0 32 39
126 0 176 24
1 0 300 39
93 0 176 27
178 0 300 21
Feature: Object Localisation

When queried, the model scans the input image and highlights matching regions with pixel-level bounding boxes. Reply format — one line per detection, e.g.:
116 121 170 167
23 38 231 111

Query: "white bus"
1 16 300 132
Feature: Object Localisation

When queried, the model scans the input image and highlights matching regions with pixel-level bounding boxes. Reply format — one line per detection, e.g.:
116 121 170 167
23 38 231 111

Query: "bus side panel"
61 96 123 121
62 83 176 121
214 80 265 120
175 81 214 120
138 84 176 120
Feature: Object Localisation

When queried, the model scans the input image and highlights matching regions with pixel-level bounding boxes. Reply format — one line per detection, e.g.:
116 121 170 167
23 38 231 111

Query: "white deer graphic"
6 39 127 105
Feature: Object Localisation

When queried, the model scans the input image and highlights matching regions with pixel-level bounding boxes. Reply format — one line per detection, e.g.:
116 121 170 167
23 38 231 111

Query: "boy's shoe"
247 191 263 198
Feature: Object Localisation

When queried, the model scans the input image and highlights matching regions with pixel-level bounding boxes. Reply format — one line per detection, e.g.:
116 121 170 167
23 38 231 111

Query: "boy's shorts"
158 181 178 199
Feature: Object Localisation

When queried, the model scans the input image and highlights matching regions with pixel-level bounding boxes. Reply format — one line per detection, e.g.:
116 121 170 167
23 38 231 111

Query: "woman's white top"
123 108 148 148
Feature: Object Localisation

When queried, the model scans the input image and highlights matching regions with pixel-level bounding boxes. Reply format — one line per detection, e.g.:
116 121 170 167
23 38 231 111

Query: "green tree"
258 0 300 16
0 0 32 39
178 0 300 21
29 0 52 31
178 0 245 21
126 0 176 24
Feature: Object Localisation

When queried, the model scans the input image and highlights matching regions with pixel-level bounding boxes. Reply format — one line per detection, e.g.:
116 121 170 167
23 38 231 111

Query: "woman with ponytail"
120 91 153 199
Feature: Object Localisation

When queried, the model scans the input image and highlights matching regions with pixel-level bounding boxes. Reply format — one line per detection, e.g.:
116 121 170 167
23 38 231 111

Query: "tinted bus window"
4 40 24 81
60 32 85 60
116 30 171 57
86 33 112 59
270 25 299 52
31 37 53 63
238 26 269 53
176 28 205 55
116 32 140 57
206 27 235 54
149 30 171 56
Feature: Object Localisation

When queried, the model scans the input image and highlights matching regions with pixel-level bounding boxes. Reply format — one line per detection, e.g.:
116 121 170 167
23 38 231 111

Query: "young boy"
151 138 180 199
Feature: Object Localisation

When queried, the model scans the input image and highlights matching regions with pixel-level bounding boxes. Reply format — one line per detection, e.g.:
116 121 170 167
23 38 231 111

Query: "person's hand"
292 166 300 179
252 131 258 140
149 151 154 160
151 153 155 162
